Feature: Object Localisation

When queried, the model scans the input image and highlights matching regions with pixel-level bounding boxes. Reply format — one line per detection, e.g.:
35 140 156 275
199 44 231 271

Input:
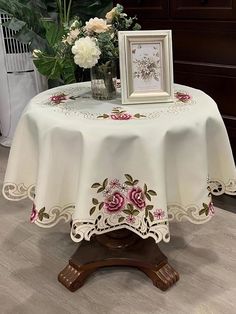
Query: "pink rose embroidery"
104 191 125 213
154 208 165 220
129 187 146 209
30 204 38 223
111 113 132 120
50 93 68 105
175 92 191 103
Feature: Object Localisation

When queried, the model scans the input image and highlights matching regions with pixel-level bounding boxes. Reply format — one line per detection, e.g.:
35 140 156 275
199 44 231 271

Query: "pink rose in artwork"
104 191 125 213
30 204 38 223
50 93 68 105
111 113 132 120
175 92 191 103
129 187 146 209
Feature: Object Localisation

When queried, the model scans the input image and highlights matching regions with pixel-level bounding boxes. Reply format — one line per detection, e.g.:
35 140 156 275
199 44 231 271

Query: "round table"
3 82 236 291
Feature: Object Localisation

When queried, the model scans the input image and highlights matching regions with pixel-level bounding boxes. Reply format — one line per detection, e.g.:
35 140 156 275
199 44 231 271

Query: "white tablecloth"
2 82 236 243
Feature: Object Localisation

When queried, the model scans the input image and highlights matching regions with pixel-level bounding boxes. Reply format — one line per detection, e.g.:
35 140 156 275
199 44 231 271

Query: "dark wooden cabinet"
115 0 236 159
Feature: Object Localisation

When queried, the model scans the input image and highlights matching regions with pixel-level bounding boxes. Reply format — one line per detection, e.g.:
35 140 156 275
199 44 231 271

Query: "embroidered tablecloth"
2 82 236 243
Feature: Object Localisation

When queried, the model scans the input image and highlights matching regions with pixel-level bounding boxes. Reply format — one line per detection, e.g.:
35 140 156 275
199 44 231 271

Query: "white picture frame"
118 30 174 105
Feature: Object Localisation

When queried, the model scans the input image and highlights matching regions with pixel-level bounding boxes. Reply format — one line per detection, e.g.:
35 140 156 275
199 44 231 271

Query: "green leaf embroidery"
127 203 134 211
92 198 99 205
97 187 105 193
146 205 154 211
118 217 125 223
145 208 148 218
144 184 147 193
125 174 133 182
199 208 206 215
133 210 139 216
145 192 151 201
123 209 132 215
99 202 104 210
124 181 133 186
91 183 101 188
133 179 139 185
90 206 96 216
103 178 108 188
148 190 157 196
149 212 154 222
43 213 50 219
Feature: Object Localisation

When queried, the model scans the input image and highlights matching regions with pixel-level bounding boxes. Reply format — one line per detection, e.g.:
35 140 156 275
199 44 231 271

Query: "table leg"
58 230 179 292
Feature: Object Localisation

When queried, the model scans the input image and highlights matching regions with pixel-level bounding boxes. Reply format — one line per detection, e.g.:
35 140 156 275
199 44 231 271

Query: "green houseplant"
0 0 113 84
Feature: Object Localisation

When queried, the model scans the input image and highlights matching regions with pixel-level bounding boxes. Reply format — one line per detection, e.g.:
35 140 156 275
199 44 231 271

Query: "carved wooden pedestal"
58 230 179 292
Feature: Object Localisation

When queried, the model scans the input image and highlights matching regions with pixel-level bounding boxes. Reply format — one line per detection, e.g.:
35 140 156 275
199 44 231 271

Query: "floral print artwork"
97 107 146 120
90 174 163 225
30 204 49 223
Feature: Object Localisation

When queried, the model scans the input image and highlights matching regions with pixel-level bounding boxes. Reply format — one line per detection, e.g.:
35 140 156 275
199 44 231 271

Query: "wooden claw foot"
140 263 179 291
58 264 94 292
58 230 179 292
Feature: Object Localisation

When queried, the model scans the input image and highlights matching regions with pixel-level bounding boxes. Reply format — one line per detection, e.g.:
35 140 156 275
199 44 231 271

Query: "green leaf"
144 184 147 193
127 203 134 211
62 58 76 84
92 198 99 205
89 206 96 216
39 207 46 214
43 213 50 219
33 56 62 80
97 187 105 193
41 19 64 46
118 216 125 223
145 208 148 218
123 209 131 215
124 181 133 186
149 212 154 222
199 208 206 216
103 178 108 188
99 202 104 210
148 190 157 196
133 210 139 216
146 205 154 211
145 192 151 201
205 208 209 216
134 113 141 118
125 174 133 182
91 183 101 188
133 179 139 185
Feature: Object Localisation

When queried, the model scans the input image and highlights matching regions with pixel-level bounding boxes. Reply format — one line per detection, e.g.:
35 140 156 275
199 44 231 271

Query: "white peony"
84 17 109 34
71 37 101 68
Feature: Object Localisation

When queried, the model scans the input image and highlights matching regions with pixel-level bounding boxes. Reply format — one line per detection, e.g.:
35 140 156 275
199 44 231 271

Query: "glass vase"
90 61 117 100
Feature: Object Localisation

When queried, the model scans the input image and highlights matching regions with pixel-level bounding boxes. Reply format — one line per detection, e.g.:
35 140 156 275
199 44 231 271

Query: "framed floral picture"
118 30 174 104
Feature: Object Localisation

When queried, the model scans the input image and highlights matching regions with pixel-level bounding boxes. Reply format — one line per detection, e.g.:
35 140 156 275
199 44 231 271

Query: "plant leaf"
89 206 96 216
92 198 99 205
199 208 206 215
146 205 154 211
91 183 101 188
125 174 133 182
148 190 157 196
144 184 147 193
123 209 131 215
99 202 104 210
149 212 154 222
103 178 108 188
124 181 133 186
118 216 125 223
97 187 105 193
145 192 151 201
133 210 139 216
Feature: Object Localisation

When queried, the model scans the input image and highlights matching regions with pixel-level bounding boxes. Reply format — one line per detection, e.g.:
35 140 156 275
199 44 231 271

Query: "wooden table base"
58 230 179 292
